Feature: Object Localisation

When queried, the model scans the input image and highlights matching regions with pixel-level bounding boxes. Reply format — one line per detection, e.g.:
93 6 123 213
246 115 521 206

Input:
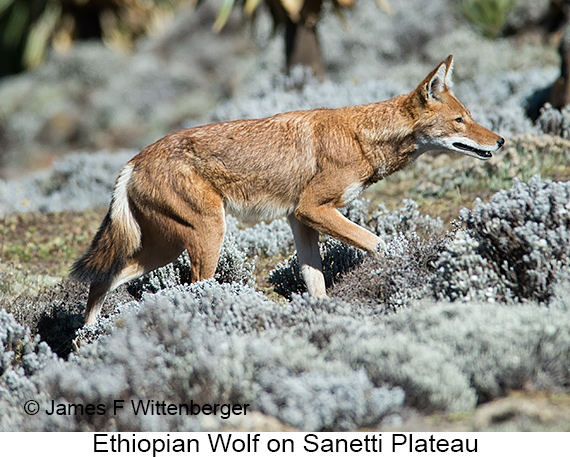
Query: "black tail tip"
69 255 116 286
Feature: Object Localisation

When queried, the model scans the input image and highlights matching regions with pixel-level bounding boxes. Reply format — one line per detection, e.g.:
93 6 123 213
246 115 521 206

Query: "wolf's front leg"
294 202 382 254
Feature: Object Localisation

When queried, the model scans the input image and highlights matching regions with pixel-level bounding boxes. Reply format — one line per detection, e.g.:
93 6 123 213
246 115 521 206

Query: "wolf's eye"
455 117 464 123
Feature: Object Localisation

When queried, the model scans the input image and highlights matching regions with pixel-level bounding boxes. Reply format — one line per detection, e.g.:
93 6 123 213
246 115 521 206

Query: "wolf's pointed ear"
443 54 454 88
418 55 454 103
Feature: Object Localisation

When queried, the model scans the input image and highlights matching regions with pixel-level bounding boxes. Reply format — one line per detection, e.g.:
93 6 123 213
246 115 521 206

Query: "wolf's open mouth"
453 142 492 159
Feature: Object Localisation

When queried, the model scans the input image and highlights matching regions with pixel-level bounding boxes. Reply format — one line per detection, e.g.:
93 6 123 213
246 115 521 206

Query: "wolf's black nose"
497 138 505 147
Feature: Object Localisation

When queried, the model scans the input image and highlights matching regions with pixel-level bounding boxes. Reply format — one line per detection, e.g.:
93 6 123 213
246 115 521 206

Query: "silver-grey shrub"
381 299 570 403
536 103 570 139
0 310 55 431
0 309 54 378
255 369 404 431
225 215 294 257
367 199 444 241
0 150 134 216
15 282 405 431
433 176 570 303
4 276 570 431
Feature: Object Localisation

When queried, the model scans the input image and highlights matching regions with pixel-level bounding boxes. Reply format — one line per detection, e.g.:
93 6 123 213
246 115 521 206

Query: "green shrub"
461 0 516 38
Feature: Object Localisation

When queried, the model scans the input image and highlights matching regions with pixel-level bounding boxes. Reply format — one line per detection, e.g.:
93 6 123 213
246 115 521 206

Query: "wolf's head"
412 55 504 160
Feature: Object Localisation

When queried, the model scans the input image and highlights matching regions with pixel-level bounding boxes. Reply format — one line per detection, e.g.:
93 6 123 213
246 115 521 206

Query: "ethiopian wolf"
72 56 504 324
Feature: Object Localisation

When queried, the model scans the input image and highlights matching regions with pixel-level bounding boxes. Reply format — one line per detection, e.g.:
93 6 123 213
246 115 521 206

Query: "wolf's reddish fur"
72 56 504 324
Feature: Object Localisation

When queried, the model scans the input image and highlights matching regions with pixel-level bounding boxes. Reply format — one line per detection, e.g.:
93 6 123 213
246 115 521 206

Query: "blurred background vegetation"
0 0 189 76
0 0 343 76
1 0 569 106
461 0 517 38
4 0 566 78
0 0 382 78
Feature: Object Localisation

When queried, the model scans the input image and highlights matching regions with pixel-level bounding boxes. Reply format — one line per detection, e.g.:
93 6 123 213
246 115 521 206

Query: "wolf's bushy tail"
70 164 141 285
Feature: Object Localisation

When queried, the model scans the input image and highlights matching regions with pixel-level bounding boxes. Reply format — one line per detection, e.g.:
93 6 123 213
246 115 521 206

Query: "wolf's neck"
350 95 420 182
